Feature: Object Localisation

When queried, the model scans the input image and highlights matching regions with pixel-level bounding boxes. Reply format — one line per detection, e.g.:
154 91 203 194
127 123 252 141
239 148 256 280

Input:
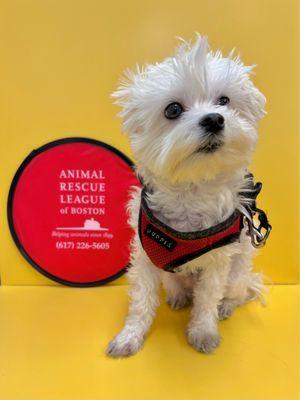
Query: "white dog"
107 35 267 357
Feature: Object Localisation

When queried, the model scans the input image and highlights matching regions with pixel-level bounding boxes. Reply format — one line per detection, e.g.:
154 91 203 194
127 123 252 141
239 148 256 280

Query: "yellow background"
0 2 298 400
0 0 298 285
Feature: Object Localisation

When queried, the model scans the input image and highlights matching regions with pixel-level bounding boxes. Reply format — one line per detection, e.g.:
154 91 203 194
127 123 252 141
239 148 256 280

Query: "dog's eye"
217 96 230 106
164 102 184 119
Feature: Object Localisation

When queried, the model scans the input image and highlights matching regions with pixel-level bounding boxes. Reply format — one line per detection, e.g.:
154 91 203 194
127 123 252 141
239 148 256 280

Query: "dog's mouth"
197 136 224 154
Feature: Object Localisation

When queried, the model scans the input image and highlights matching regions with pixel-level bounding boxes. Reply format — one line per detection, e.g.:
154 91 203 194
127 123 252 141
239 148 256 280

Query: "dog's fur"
107 35 266 357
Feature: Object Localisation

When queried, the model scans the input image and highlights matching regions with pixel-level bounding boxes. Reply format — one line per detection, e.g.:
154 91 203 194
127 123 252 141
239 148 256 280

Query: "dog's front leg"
186 258 231 353
106 251 161 358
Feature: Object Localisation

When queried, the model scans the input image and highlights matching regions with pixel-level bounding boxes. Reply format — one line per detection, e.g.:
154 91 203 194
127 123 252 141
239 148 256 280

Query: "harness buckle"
242 208 272 248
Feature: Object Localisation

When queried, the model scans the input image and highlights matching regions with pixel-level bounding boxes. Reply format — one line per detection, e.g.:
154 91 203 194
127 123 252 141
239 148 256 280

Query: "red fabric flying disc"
8 138 140 286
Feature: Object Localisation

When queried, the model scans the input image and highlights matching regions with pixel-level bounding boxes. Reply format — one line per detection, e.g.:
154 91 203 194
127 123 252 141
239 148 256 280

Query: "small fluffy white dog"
107 35 266 357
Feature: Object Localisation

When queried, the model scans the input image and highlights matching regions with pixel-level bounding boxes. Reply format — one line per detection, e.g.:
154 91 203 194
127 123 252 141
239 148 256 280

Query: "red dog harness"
138 188 243 272
138 178 271 273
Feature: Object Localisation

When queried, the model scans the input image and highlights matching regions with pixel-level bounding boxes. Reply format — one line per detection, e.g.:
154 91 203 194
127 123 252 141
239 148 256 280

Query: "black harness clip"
241 177 271 248
243 208 272 248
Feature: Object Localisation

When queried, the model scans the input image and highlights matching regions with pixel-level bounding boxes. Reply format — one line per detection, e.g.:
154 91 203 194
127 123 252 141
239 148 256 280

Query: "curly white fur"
107 35 266 357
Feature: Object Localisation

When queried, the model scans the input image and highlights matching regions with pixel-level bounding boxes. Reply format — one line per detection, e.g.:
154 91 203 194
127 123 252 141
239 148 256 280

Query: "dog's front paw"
186 327 220 354
106 328 144 358
218 298 236 320
166 292 192 310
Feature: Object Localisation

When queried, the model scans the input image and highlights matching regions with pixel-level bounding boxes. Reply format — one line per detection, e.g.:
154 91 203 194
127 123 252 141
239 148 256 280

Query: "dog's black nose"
199 113 225 134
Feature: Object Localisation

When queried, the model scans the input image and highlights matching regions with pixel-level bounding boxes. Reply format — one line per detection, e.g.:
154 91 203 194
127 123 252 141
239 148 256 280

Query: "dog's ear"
111 66 144 135
250 86 266 121
111 67 137 107
245 77 266 123
240 62 266 122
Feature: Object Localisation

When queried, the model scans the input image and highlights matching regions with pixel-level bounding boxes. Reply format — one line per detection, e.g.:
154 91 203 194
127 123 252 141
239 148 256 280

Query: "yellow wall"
0 0 298 285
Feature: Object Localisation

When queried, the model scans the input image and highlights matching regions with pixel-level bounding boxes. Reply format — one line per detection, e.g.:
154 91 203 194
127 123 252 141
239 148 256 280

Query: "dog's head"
113 35 266 183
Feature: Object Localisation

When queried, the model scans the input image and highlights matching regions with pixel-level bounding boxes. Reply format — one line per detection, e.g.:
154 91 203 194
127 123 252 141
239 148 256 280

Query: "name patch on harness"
144 224 177 251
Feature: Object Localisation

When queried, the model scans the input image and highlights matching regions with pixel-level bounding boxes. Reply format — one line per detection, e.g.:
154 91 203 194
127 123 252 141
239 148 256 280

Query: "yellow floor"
0 285 298 400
